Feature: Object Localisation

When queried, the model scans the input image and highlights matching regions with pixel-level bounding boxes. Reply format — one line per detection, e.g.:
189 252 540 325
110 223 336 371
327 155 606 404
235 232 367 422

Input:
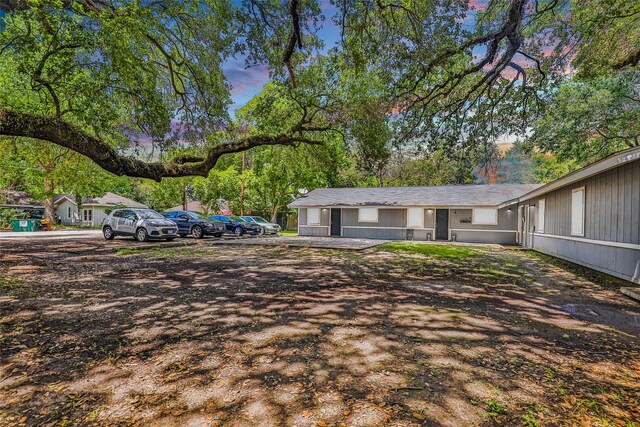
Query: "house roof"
53 194 76 205
0 190 42 207
518 145 640 201
167 201 206 213
81 192 147 208
288 184 542 208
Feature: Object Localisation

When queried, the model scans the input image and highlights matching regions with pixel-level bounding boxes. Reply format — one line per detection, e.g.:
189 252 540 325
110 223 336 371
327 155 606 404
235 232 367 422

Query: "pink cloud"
468 0 486 10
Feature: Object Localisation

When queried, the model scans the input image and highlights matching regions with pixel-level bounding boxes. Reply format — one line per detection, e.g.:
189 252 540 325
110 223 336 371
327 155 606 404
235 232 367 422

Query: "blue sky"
224 0 343 115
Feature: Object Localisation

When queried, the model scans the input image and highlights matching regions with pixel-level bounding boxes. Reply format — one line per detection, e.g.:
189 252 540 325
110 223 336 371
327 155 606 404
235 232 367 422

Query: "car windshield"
137 209 164 219
253 217 269 223
230 216 245 222
241 216 254 222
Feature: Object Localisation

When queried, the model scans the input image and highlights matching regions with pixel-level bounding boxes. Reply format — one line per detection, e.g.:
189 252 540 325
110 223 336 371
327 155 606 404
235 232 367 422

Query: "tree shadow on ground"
1 240 639 426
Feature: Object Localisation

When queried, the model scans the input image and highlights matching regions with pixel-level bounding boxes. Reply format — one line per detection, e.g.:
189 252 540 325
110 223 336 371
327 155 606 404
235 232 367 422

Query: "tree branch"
0 108 322 181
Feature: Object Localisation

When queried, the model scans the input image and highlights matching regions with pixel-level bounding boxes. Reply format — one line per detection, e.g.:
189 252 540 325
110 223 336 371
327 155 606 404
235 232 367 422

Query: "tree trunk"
43 176 56 224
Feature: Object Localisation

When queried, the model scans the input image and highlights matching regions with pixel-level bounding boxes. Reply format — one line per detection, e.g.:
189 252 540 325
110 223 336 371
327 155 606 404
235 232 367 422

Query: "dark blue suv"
210 215 262 236
163 211 225 238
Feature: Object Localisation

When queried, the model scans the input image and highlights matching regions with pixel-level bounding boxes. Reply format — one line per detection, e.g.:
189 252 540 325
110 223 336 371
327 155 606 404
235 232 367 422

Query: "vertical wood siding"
531 160 640 244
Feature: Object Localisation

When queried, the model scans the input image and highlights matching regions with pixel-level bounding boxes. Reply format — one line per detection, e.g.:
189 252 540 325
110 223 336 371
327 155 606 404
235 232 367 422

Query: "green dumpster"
11 219 41 232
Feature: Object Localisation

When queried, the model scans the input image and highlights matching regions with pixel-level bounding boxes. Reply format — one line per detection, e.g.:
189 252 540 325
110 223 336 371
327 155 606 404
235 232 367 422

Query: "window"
407 208 424 228
537 199 545 233
472 208 498 225
571 187 585 236
358 207 378 222
83 209 92 222
67 207 71 218
307 208 320 225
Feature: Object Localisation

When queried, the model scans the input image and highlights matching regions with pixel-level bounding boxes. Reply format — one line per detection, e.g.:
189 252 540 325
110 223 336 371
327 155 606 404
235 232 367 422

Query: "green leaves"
528 71 640 163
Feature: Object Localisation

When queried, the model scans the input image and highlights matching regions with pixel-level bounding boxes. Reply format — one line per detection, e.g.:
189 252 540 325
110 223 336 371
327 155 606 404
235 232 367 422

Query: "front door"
435 209 449 240
330 208 341 236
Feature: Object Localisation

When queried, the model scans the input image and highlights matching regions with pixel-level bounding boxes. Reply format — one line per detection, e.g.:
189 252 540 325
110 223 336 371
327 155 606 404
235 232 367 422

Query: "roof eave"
518 146 640 201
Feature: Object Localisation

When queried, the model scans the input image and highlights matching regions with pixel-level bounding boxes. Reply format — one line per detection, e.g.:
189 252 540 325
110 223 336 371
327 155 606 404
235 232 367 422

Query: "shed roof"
288 184 541 208
0 190 42 207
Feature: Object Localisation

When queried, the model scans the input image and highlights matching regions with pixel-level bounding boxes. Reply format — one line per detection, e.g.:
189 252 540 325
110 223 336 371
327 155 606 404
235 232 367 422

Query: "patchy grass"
378 242 480 260
0 275 25 290
524 251 629 289
485 398 507 421
278 230 298 236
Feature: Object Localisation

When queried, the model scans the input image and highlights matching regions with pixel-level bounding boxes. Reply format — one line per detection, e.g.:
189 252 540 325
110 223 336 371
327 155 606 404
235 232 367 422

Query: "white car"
102 209 178 241
240 216 282 235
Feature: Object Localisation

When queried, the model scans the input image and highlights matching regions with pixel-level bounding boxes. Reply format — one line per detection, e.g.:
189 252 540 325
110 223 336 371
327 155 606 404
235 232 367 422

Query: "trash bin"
11 219 41 232
41 218 51 231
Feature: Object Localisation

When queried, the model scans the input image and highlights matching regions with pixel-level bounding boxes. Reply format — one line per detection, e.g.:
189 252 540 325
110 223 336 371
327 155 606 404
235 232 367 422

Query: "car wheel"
103 226 114 240
259 227 265 235
135 227 149 242
192 225 204 239
179 233 187 238
234 226 243 236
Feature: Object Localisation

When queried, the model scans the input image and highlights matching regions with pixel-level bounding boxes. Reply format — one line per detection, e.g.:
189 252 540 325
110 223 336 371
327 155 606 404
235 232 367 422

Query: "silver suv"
102 209 178 241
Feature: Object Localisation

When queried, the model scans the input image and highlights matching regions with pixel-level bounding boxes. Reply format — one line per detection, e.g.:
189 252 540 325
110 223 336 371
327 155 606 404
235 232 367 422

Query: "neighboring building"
519 147 640 284
54 192 147 226
167 201 206 213
289 146 640 283
0 190 44 212
289 184 541 244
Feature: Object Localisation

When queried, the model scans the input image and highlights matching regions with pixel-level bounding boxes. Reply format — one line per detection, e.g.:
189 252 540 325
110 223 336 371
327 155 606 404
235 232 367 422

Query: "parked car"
102 208 178 241
240 216 281 235
162 211 225 238
210 215 262 236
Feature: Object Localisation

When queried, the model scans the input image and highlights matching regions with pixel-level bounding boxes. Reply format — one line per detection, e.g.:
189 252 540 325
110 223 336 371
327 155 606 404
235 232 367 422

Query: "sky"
223 0 488 115
223 0 342 115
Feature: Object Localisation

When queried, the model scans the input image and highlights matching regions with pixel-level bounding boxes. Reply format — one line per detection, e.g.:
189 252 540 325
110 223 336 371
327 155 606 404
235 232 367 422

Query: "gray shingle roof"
288 184 542 208
82 192 147 208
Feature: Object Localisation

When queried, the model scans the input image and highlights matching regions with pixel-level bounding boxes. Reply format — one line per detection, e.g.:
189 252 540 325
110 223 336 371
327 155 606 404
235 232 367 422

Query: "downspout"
633 260 640 285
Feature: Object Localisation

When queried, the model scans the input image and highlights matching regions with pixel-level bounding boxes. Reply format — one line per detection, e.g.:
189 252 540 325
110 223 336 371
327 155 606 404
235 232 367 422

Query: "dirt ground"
1 238 639 427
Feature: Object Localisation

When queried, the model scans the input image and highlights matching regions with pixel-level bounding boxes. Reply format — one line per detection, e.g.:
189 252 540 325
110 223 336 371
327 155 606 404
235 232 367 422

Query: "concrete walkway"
0 229 102 240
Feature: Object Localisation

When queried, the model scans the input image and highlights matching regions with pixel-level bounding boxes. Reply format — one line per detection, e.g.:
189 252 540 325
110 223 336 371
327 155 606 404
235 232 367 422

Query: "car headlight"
148 221 163 227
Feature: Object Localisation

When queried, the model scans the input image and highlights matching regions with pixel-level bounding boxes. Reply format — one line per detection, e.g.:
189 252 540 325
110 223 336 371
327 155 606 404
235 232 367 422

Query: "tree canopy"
0 0 638 180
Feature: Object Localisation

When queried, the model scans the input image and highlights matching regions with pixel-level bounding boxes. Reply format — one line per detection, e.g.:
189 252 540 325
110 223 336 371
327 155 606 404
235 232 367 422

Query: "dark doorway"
330 208 341 236
435 209 449 240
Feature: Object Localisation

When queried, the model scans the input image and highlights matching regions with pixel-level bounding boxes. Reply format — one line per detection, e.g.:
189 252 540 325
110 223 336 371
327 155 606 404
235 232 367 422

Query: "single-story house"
289 146 640 283
55 192 148 226
289 184 540 244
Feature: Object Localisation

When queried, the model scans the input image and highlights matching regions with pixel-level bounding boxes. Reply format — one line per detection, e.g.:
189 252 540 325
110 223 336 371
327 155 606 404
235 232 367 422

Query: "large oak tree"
0 0 637 180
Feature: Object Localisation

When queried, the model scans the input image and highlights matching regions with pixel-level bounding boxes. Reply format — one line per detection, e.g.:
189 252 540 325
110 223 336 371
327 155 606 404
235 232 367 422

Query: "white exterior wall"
56 199 79 224
91 207 109 227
